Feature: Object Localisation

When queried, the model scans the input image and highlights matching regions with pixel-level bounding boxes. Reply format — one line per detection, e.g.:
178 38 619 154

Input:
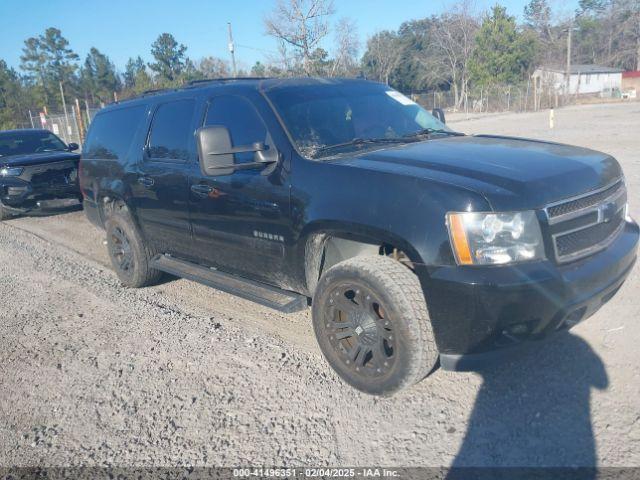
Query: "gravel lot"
1 101 639 468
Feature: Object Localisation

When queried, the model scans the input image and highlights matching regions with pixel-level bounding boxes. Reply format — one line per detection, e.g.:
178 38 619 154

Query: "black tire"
0 202 12 221
312 255 438 396
105 210 163 288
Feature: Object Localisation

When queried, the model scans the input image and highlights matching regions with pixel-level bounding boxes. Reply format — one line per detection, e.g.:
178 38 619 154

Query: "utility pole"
227 22 237 77
565 21 572 103
74 98 85 143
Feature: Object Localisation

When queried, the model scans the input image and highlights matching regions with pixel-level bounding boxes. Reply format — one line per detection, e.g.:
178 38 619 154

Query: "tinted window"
264 82 447 158
0 131 67 157
83 105 147 160
204 96 267 163
148 99 195 162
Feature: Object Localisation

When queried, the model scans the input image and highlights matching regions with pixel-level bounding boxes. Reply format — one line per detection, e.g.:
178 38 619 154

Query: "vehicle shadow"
7 200 83 219
448 331 608 478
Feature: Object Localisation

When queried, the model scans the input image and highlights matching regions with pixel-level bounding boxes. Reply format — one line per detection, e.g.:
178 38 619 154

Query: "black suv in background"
0 129 81 220
80 78 638 395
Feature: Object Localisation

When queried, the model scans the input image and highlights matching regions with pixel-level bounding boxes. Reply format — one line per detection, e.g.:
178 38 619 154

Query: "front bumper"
420 219 639 370
1 176 81 212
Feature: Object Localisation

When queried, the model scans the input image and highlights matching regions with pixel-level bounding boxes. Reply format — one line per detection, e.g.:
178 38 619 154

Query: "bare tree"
196 56 230 78
331 17 360 77
422 1 479 109
363 30 403 84
264 0 335 75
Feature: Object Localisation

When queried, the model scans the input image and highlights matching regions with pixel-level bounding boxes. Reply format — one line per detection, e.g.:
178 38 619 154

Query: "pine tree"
469 5 537 87
148 33 188 83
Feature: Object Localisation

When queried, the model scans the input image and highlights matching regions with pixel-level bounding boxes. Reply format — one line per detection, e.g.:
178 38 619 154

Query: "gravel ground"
1 101 639 468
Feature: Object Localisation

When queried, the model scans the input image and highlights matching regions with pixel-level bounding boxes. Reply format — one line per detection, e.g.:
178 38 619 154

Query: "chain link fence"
28 105 101 146
411 83 627 114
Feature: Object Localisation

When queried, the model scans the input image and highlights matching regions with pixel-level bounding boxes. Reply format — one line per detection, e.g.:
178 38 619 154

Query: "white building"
532 65 623 96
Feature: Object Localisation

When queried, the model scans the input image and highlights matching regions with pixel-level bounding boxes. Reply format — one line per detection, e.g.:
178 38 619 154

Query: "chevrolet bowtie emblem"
598 202 617 223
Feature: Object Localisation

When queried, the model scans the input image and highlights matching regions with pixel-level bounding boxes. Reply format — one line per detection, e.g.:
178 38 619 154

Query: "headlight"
0 167 23 177
446 211 545 265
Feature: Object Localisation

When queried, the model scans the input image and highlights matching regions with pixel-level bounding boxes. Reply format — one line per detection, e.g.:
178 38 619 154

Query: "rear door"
188 94 292 286
130 97 196 256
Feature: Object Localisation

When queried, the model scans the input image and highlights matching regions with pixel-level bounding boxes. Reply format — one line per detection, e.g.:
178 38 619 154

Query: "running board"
150 254 308 313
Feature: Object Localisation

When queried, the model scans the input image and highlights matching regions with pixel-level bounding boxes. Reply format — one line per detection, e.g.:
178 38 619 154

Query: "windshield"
0 130 68 157
265 81 449 159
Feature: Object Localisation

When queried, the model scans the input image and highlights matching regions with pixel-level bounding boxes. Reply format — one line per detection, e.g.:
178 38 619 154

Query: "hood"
0 151 80 168
334 135 622 211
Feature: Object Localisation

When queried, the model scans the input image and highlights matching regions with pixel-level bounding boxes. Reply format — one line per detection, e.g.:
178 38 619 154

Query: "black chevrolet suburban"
0 129 81 220
80 78 638 395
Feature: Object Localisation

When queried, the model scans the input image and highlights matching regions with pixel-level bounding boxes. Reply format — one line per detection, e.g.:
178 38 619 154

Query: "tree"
469 5 537 87
308 47 331 75
264 0 335 75
80 48 120 103
20 27 79 110
524 0 552 36
523 0 566 67
124 56 146 89
614 0 640 70
196 56 230 78
148 33 188 82
331 17 360 77
392 18 440 93
20 37 49 107
362 30 402 84
251 61 267 76
122 56 153 95
0 60 27 129
425 3 479 108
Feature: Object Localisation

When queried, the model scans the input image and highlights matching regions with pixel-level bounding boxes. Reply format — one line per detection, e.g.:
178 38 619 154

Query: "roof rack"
186 77 270 86
140 87 174 96
113 77 272 105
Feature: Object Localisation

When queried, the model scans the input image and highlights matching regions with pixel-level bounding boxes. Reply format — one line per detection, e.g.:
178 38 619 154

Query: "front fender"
291 157 491 267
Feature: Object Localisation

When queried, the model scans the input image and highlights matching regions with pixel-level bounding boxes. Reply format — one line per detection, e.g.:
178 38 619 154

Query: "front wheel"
0 202 13 221
312 255 438 396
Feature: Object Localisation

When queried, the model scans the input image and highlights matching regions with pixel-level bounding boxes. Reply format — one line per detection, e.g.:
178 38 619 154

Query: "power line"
235 44 279 55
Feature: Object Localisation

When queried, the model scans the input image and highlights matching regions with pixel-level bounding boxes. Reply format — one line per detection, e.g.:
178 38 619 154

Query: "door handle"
138 176 154 188
191 184 214 197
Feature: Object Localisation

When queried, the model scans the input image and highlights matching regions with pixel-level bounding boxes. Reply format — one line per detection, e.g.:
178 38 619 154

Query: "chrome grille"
545 179 627 263
547 180 624 219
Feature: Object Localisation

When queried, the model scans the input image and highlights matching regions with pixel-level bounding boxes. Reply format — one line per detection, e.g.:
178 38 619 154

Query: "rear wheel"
105 211 163 287
312 255 438 396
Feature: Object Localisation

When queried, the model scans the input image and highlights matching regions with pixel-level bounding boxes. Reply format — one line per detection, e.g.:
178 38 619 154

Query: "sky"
0 0 579 74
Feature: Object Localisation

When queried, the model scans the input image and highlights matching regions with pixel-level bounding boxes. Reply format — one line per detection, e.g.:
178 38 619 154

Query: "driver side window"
204 95 268 164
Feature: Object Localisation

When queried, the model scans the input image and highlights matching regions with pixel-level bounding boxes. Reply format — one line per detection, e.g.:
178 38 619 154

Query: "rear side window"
204 96 268 164
147 99 195 162
83 105 146 160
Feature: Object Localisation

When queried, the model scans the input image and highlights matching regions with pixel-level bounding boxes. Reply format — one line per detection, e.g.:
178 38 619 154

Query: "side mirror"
432 108 446 124
196 125 277 177
67 142 79 151
196 126 234 176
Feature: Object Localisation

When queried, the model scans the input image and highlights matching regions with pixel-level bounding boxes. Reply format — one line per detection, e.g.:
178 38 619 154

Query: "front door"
131 97 196 256
188 94 291 287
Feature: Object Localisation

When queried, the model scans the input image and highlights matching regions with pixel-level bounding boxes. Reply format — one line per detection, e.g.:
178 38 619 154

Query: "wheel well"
98 196 131 224
304 234 414 295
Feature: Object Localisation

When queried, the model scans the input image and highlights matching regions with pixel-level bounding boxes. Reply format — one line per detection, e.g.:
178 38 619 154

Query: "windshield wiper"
313 137 416 157
403 128 465 138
